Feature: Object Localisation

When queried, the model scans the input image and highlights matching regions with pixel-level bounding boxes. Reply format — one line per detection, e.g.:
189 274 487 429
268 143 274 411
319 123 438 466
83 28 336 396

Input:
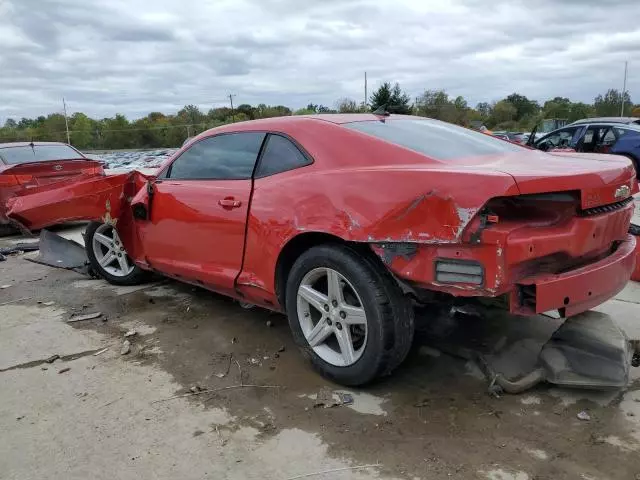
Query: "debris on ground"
214 354 233 378
120 340 131 355
124 329 137 338
577 411 591 421
1 284 11 289
58 367 70 374
190 385 205 393
42 301 55 306
0 242 39 255
249 358 261 366
278 346 286 353
45 354 60 364
67 312 102 323
0 253 6 261
266 320 273 327
314 387 354 409
231 337 238 344
93 347 109 356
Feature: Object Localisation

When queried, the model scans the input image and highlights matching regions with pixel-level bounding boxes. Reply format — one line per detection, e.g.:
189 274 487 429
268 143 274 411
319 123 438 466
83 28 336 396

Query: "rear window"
0 145 84 165
344 118 524 159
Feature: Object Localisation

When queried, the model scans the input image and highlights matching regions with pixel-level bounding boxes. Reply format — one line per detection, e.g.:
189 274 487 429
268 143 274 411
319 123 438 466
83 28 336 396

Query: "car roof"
0 141 71 149
569 117 640 125
191 114 419 140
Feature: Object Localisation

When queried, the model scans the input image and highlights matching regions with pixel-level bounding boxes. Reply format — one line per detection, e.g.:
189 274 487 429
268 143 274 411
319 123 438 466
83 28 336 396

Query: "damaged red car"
0 141 104 235
6 115 638 385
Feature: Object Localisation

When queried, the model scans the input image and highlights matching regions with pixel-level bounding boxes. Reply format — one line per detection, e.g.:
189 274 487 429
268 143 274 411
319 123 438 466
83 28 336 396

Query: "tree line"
1 83 638 150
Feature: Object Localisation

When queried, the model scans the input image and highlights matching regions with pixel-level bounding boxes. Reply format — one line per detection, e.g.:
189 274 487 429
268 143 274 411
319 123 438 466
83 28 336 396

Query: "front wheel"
85 221 149 285
285 244 414 386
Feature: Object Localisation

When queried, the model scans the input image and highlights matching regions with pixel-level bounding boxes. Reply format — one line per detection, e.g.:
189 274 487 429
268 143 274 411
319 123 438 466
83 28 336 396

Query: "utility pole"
364 71 368 109
229 94 236 122
62 97 71 144
620 61 628 117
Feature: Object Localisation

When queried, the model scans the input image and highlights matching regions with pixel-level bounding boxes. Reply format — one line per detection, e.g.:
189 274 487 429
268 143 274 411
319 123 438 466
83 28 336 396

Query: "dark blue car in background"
533 121 640 178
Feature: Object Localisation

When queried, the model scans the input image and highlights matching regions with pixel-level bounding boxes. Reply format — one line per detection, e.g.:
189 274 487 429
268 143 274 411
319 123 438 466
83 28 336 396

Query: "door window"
166 132 265 180
255 134 312 178
536 127 580 151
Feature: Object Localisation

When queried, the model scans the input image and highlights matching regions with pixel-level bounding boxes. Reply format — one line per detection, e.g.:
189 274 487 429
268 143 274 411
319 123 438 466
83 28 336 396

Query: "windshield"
0 144 85 165
344 118 525 160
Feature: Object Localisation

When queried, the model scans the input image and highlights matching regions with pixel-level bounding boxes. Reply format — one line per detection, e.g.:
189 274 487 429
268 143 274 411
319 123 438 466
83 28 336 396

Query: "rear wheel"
285 244 414 386
85 221 149 285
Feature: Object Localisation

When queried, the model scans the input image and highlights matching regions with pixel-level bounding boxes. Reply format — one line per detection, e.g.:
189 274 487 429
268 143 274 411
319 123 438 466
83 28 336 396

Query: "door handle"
218 197 242 209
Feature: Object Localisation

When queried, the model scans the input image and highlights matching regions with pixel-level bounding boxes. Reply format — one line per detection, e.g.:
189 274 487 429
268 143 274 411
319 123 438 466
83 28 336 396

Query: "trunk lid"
450 150 637 208
1 159 104 188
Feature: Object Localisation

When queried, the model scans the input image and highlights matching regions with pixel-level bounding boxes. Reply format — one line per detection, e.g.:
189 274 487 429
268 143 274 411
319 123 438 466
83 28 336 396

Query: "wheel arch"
274 231 377 312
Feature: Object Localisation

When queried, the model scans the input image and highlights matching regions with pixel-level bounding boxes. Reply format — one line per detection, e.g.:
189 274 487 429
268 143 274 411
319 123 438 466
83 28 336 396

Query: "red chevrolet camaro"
6 114 638 385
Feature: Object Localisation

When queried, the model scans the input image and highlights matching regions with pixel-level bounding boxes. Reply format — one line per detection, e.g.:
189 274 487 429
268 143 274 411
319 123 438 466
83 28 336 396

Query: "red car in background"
0 142 104 234
6 115 638 385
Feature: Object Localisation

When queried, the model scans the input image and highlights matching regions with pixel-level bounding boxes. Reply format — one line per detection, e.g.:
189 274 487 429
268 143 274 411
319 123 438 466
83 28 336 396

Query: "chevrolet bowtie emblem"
614 185 630 199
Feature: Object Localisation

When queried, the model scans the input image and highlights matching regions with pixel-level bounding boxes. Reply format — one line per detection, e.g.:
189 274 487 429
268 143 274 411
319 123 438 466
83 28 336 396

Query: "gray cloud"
1 0 638 121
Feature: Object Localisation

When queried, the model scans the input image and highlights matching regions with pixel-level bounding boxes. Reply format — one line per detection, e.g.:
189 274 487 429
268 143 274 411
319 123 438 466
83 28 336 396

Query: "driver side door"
138 132 265 295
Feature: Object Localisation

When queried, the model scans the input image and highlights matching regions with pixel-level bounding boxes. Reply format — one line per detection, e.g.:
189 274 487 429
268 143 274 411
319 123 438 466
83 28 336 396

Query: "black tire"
285 244 414 386
84 221 150 286
630 223 640 236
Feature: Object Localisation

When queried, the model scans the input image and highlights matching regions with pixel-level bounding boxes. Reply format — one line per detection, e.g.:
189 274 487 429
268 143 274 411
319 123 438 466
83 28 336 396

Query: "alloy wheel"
91 223 135 277
296 267 368 367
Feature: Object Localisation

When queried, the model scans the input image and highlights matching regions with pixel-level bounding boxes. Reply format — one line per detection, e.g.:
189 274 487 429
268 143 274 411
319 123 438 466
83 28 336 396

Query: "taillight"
0 175 18 187
0 174 35 187
15 174 34 185
81 166 103 175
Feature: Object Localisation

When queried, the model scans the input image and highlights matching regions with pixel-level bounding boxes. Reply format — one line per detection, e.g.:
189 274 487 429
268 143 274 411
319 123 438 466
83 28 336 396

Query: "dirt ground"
1 225 639 480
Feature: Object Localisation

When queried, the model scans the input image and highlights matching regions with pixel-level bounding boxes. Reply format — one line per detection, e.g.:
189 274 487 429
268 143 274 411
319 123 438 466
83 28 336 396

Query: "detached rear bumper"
514 235 636 316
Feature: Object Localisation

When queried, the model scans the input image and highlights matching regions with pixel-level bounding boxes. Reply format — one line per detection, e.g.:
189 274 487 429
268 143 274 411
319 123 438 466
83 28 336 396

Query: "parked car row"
1 114 639 385
530 119 640 178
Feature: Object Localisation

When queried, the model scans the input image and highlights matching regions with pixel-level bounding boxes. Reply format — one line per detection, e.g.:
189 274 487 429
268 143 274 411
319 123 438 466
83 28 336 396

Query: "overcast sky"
1 0 638 121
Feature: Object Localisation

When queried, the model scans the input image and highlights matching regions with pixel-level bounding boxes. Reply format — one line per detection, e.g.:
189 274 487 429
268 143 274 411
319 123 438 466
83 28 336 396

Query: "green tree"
415 90 457 123
505 93 539 121
235 104 255 120
369 82 392 111
594 89 633 116
476 102 492 119
336 98 362 113
69 112 95 149
489 100 517 127
389 83 412 114
177 105 204 126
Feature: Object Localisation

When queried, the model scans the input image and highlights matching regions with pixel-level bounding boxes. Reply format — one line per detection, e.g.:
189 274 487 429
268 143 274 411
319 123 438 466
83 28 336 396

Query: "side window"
167 132 264 180
600 128 616 144
615 127 640 139
255 134 312 178
537 127 578 150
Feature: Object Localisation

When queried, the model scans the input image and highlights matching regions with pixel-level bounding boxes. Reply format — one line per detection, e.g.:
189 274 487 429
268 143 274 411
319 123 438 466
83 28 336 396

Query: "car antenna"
372 105 390 117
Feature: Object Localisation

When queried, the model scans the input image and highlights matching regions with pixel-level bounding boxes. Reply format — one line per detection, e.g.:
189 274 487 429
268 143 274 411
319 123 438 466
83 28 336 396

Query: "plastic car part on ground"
26 229 91 275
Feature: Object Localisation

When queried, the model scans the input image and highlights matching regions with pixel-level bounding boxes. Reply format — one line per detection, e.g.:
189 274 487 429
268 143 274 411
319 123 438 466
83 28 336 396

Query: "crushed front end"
372 186 637 318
